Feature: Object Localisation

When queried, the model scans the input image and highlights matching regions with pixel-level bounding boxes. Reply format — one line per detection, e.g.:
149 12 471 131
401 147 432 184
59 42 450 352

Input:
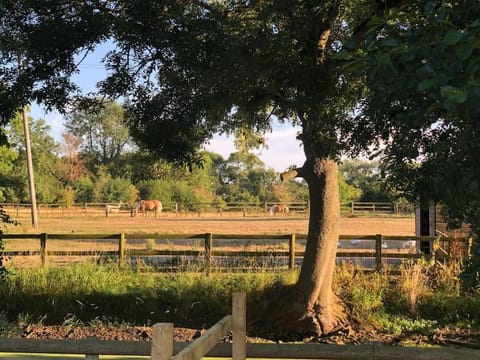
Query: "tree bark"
277 157 347 337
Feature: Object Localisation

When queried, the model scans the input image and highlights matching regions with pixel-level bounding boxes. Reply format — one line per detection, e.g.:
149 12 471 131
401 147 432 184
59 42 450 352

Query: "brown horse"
132 199 162 217
269 204 289 215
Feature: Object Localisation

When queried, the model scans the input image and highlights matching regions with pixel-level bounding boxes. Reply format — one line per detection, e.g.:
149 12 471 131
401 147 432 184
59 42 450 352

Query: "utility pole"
19 57 39 228
22 105 39 228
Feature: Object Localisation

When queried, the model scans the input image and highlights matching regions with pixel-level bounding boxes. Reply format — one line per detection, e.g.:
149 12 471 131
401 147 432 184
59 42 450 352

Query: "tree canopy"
65 100 133 168
338 0 480 229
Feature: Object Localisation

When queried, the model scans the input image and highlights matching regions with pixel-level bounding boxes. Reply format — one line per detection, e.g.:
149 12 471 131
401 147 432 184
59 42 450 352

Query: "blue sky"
30 42 305 172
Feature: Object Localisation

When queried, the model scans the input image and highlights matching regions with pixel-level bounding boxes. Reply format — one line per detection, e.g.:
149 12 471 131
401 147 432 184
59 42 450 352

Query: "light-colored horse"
269 204 289 215
105 202 121 216
132 199 162 217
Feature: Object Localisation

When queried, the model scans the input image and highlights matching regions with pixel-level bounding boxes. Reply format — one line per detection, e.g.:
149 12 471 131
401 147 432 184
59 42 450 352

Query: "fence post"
205 233 213 273
375 234 383 272
232 292 246 360
288 234 296 271
468 237 473 258
40 233 48 266
118 233 126 266
151 323 174 360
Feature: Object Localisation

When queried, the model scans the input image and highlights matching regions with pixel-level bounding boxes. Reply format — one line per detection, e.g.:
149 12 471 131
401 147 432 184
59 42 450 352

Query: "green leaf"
416 63 434 75
342 38 358 50
440 86 467 103
455 46 472 61
443 30 464 45
380 37 399 47
423 1 435 16
472 38 480 48
418 79 436 91
333 49 352 61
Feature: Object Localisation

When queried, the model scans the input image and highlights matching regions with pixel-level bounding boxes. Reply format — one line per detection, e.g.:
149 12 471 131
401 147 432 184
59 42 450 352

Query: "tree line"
0 101 398 210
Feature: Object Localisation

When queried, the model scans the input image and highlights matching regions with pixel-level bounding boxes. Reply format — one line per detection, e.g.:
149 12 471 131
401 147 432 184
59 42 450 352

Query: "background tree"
340 160 389 202
7 113 62 203
0 204 17 281
219 152 276 204
64 100 133 171
72 176 95 204
56 132 88 186
0 144 19 201
338 170 362 204
136 179 172 207
91 166 135 203
58 186 76 207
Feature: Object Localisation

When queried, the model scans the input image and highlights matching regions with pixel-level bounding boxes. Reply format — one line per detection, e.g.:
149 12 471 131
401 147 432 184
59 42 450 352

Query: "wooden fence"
0 232 470 271
0 201 414 218
0 292 477 360
151 292 246 360
0 337 477 360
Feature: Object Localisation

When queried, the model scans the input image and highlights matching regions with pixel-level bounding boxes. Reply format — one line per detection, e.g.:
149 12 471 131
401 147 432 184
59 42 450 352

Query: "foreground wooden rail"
0 338 478 360
0 232 470 271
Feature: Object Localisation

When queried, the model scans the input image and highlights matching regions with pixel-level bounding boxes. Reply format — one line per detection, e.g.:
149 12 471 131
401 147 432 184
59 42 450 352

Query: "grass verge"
0 259 478 339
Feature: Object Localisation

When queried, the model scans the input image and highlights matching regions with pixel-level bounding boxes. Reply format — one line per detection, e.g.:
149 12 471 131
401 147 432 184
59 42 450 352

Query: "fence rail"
0 232 469 271
0 201 414 218
0 337 477 360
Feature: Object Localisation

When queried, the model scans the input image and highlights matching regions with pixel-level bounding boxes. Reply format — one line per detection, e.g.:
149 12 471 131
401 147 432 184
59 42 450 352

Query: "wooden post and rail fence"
0 232 471 271
0 200 414 218
0 292 477 360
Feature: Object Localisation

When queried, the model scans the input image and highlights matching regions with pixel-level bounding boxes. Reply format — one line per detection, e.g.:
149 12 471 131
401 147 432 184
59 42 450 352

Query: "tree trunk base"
249 284 349 341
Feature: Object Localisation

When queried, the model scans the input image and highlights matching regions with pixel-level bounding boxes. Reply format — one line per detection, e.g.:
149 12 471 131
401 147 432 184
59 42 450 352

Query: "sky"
29 42 305 173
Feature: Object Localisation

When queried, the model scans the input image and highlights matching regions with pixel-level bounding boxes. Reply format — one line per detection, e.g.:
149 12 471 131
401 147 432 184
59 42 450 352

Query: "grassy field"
4 213 415 236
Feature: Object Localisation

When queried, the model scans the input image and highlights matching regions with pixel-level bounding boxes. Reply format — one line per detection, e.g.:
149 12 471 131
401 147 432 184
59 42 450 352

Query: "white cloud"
203 124 304 172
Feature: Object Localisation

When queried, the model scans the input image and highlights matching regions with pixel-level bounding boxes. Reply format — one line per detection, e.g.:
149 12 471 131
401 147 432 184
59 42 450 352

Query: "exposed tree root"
248 285 349 341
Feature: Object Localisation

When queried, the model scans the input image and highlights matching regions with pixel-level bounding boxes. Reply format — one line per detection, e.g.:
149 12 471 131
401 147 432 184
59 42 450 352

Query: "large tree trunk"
277 157 347 337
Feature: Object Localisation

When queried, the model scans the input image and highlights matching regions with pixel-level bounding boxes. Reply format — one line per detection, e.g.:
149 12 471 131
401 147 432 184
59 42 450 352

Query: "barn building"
415 199 471 256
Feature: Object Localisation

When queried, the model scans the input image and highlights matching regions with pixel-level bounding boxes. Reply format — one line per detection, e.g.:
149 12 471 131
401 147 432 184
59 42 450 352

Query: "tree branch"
280 166 307 181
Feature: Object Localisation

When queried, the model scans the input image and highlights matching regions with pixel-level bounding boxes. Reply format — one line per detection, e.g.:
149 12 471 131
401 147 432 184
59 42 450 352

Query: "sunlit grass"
0 257 478 340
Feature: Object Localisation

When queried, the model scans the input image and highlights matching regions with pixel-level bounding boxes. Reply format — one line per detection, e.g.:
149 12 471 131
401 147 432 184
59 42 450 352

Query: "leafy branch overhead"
336 0 480 227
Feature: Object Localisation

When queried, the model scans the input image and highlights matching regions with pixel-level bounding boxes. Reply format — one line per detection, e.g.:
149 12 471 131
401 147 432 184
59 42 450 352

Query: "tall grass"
0 262 295 327
0 259 478 338
334 259 480 336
